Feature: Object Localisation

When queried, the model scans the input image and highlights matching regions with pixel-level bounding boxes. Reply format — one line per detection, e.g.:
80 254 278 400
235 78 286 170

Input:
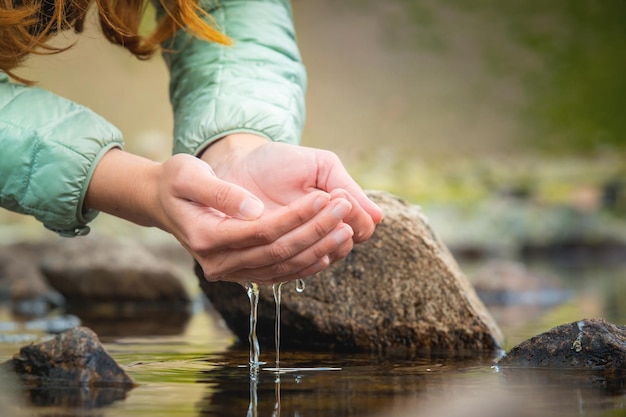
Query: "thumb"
174 156 264 220
208 178 265 220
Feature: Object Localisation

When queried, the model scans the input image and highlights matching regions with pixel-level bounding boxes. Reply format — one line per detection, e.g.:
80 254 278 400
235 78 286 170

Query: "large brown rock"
497 318 626 373
198 190 504 357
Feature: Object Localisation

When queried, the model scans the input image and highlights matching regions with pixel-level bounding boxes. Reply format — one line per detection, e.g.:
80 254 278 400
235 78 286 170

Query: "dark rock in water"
3 326 135 387
39 236 190 313
1 327 134 409
198 190 504 357
498 318 626 373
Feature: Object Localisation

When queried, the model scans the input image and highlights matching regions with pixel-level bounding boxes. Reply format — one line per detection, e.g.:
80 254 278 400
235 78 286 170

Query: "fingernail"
333 225 354 245
332 199 352 219
239 197 264 219
314 255 331 271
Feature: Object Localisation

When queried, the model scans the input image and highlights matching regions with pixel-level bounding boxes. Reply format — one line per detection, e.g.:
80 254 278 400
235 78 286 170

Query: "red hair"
0 0 231 83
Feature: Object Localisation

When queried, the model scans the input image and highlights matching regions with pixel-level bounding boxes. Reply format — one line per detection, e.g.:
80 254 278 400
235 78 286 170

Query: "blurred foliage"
380 0 626 152
352 152 625 206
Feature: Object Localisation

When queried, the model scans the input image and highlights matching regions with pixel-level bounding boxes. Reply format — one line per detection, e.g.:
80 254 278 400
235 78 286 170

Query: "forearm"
161 0 307 155
84 148 163 229
0 73 124 236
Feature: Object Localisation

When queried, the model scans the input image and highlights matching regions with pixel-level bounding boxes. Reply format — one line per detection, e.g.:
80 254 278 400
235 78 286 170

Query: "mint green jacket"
0 0 306 237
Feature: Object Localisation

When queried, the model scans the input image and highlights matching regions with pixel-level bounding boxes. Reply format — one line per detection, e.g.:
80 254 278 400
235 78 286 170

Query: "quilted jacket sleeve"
0 72 123 236
161 0 307 155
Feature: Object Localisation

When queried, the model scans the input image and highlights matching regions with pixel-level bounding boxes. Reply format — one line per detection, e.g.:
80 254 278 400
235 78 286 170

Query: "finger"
314 149 384 224
330 189 377 243
252 222 353 281
221 222 354 284
327 227 356 263
212 255 329 285
209 190 332 249
268 229 355 284
174 156 264 220
264 254 331 285
340 184 384 225
210 198 352 277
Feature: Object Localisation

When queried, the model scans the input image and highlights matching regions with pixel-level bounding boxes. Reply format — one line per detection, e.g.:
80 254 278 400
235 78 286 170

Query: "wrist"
199 133 269 176
85 148 162 228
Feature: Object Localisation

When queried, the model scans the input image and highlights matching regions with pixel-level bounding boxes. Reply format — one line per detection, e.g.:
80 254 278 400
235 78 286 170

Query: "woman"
0 0 383 284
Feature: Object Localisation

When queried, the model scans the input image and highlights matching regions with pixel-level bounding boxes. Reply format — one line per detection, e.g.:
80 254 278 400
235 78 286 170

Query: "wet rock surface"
2 326 134 386
198 190 504 357
498 318 626 373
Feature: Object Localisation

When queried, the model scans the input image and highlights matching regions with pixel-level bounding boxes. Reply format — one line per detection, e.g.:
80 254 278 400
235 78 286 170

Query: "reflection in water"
196 352 487 417
0 365 132 411
24 384 131 409
240 363 626 417
272 377 281 417
247 375 258 417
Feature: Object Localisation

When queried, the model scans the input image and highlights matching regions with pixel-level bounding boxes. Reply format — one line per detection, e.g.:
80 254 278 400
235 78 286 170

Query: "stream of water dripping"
245 279 308 379
272 282 284 371
245 282 261 377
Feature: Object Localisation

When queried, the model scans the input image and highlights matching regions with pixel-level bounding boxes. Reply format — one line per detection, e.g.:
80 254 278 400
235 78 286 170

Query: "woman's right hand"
86 149 354 284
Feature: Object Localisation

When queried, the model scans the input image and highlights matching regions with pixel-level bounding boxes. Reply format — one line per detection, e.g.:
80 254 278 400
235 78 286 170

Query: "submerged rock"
198 190 504 357
3 326 134 387
498 318 626 373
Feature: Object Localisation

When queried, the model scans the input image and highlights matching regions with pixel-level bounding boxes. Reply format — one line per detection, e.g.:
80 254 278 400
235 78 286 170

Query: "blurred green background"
2 0 626 244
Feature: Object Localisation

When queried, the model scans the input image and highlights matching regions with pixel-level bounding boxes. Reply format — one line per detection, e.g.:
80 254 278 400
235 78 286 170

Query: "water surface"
1 260 625 417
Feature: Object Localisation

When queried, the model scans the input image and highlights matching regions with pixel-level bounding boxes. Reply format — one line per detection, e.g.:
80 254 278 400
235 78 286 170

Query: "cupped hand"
155 153 355 284
201 133 384 244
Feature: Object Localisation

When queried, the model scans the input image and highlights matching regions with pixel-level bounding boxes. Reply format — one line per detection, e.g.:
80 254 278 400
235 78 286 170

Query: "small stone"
497 318 626 373
3 326 135 387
